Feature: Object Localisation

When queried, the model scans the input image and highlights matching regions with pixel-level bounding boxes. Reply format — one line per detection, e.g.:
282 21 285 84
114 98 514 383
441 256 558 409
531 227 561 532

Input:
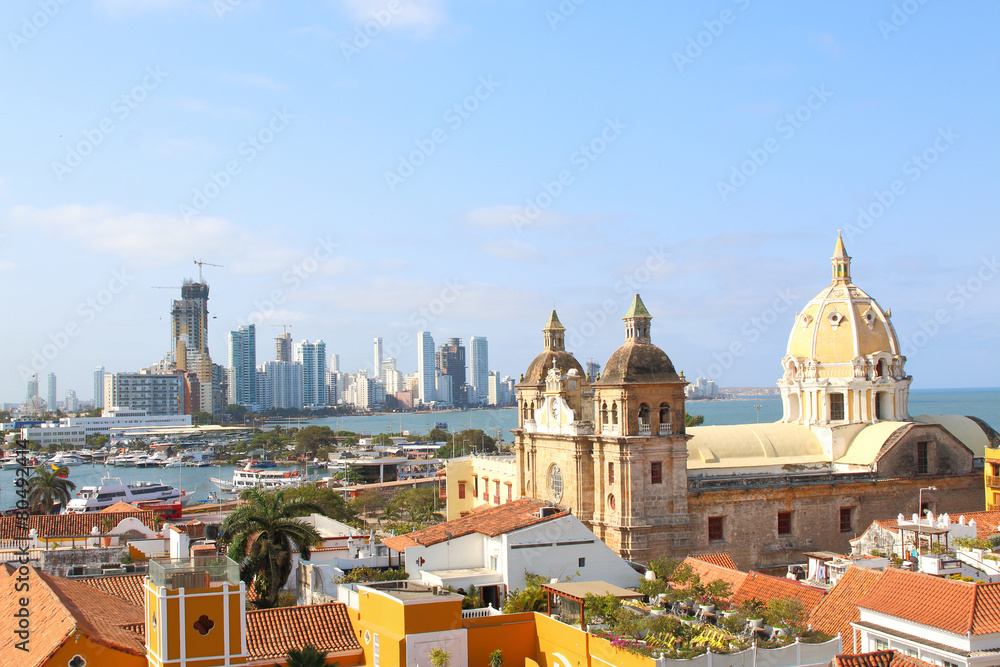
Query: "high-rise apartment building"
275 332 293 363
295 340 327 407
381 356 403 395
104 372 184 416
46 372 57 410
330 353 340 373
228 324 256 406
417 331 436 404
436 337 466 403
258 361 303 410
585 361 601 382
64 390 79 412
373 338 383 378
470 336 488 405
171 280 210 355
93 366 105 408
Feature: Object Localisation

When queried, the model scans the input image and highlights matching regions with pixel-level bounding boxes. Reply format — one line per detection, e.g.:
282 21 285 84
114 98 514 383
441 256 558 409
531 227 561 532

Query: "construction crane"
269 324 293 336
193 259 223 282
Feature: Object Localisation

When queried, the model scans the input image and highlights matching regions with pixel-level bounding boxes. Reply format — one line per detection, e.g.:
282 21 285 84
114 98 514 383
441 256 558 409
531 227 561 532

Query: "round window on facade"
608 494 616 511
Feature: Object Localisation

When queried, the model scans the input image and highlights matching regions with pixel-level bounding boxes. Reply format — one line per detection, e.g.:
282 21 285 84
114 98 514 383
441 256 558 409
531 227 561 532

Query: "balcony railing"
638 424 651 436
149 555 239 590
602 425 619 435
987 475 1000 488
659 424 672 435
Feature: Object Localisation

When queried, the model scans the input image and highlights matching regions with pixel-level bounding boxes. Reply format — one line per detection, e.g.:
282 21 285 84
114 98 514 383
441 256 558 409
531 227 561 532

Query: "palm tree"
281 645 333 667
220 488 322 609
28 465 76 514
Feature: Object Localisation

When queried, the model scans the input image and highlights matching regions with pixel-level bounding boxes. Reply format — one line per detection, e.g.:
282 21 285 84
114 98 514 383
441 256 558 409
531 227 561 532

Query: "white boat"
212 464 308 492
1 458 22 470
64 476 187 513
137 450 169 468
48 452 84 467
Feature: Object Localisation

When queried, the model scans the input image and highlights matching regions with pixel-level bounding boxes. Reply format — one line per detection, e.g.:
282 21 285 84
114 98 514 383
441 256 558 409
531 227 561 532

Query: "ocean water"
4 388 993 513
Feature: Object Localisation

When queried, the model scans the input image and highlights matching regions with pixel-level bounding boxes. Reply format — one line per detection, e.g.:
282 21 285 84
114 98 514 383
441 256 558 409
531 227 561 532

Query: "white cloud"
172 97 256 121
481 239 542 262
463 205 570 230
339 0 447 34
0 260 14 271
219 72 286 90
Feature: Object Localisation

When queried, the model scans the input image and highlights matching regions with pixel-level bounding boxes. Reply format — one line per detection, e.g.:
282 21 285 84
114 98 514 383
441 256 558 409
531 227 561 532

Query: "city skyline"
3 3 999 401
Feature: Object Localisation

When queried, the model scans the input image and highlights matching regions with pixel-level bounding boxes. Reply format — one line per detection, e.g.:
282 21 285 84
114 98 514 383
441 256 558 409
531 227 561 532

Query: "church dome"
785 233 901 365
519 310 586 386
595 294 683 385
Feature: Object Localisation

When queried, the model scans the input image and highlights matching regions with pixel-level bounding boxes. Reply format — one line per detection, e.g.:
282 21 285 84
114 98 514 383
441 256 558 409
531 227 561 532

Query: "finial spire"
543 310 565 351
623 294 652 343
832 231 851 284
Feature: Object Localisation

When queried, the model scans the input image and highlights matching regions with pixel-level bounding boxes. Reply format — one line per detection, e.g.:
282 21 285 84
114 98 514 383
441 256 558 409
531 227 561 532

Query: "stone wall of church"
683 473 984 570
875 424 974 478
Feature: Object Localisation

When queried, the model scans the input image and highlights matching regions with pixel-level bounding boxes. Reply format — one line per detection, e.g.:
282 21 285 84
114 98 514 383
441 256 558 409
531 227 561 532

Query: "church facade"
513 235 994 568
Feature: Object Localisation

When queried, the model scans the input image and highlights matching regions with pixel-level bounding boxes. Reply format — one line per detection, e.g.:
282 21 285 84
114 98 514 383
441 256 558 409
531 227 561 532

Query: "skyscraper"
93 366 105 408
259 361 303 410
228 324 256 406
417 331 436 404
436 337 466 404
470 336 488 405
295 340 327 407
46 372 57 410
171 280 210 356
275 332 293 363
373 337 383 378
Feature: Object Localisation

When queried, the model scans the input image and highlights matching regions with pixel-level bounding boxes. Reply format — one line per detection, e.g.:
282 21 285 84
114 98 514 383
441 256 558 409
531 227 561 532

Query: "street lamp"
754 405 762 423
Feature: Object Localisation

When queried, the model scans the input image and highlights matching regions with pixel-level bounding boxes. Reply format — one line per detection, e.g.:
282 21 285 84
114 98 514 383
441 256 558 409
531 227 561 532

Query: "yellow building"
443 454 519 520
986 447 1000 510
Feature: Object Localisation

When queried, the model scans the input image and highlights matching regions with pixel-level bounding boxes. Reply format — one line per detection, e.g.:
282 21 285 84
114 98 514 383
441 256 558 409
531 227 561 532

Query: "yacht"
136 450 169 468
48 452 84 467
64 476 187 513
211 465 307 492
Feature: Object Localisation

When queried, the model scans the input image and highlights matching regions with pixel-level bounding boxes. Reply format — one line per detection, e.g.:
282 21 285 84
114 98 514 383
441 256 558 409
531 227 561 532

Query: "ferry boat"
64 476 189 513
210 465 307 492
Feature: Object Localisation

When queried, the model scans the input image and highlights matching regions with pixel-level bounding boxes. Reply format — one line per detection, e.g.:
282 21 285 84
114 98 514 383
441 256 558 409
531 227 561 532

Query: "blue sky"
2 0 998 403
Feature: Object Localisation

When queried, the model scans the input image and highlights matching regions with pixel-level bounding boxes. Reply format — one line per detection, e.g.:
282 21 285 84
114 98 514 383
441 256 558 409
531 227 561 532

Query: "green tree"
27 465 76 514
280 645 332 667
295 425 336 456
435 429 497 458
281 484 356 524
584 593 622 625
373 433 394 446
685 413 705 427
220 488 322 609
191 411 214 425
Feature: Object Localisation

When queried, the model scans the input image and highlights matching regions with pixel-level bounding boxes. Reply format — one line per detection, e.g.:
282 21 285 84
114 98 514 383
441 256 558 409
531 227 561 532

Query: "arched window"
529 401 535 420
876 359 886 378
601 402 608 425
659 403 670 424
638 403 650 425
611 403 619 425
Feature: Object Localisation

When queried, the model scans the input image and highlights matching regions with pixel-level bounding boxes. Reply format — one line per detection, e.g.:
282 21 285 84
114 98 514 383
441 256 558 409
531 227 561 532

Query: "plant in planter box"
429 647 451 667
488 648 504 667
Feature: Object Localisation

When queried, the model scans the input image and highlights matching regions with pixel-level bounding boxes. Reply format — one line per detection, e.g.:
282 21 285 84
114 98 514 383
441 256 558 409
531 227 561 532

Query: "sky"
2 0 998 404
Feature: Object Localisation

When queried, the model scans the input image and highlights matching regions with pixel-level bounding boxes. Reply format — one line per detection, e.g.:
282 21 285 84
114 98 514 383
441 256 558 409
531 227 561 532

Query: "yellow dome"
786 234 900 364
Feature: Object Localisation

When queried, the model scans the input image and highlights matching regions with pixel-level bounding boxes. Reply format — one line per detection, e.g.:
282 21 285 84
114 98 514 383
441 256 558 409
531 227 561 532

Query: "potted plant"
488 648 504 667
650 603 665 617
429 647 451 667
101 517 114 547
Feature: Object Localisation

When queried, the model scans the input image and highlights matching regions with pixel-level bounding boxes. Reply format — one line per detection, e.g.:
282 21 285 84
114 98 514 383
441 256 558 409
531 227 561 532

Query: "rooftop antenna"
193 258 223 282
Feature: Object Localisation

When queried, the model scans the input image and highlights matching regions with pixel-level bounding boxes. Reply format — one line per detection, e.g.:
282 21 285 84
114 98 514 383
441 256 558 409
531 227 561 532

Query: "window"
495 480 501 504
840 507 853 533
506 482 512 502
650 461 663 484
917 441 930 475
473 475 478 499
578 557 586 567
873 638 889 652
608 462 614 484
830 393 845 421
458 482 466 500
708 516 724 542
778 511 792 536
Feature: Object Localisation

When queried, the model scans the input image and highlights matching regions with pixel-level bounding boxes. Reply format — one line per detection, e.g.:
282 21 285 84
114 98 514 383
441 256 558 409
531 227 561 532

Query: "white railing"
462 604 502 619
651 636 842 667
639 424 651 435
602 425 620 435
659 424 672 435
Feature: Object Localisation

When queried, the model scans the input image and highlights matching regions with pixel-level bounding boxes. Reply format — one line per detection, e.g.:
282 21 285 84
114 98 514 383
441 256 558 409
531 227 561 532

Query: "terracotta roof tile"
0 511 161 539
681 557 748 601
855 567 1000 635
731 571 827 615
690 553 739 570
808 566 885 651
836 649 937 667
246 602 362 660
0 567 145 666
100 501 143 513
78 573 146 607
383 498 567 551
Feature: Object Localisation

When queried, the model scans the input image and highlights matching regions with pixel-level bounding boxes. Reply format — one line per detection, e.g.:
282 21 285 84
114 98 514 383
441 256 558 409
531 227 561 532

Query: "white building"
64 390 79 412
103 371 184 416
93 366 105 408
59 407 192 437
373 337 383 379
296 339 327 407
470 336 489 405
381 357 403 395
417 331 435 404
258 360 304 410
383 498 641 607
16 423 87 448
46 372 57 411
435 371 453 406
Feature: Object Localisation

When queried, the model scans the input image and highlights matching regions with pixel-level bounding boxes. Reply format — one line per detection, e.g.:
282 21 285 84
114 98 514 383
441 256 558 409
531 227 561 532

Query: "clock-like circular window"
548 463 563 503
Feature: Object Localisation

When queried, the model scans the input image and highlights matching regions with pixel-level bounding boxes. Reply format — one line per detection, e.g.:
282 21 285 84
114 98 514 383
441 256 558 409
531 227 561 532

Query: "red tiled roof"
808 566 885 651
246 602 362 660
731 571 827 615
383 498 567 551
0 566 145 667
100 501 143 513
78 573 147 607
681 557 747 601
0 511 161 539
857 567 1000 635
836 649 937 667
690 553 739 570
